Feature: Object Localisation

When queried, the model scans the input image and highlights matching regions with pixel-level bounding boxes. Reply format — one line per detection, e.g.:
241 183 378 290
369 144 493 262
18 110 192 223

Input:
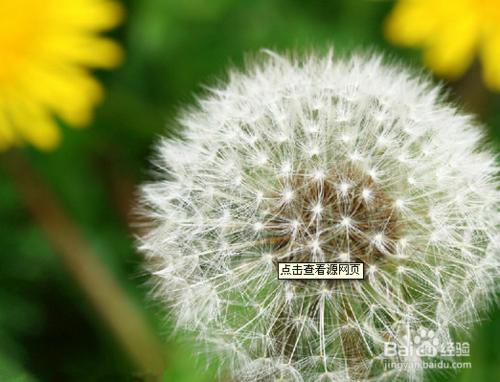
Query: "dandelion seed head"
139 50 500 381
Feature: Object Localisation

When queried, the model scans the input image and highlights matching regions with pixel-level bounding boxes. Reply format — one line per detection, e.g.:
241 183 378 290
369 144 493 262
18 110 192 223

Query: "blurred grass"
1 0 499 381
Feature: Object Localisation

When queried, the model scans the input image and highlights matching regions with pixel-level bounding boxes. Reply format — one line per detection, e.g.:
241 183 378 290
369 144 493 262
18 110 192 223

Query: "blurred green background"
1 0 499 381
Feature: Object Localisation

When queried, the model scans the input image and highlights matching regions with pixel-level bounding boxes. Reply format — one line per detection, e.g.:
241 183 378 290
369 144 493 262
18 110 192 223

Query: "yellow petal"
385 0 482 79
43 35 123 68
384 0 439 45
50 0 124 31
21 64 103 126
0 0 123 149
480 32 500 90
423 14 479 78
8 94 60 150
0 106 16 150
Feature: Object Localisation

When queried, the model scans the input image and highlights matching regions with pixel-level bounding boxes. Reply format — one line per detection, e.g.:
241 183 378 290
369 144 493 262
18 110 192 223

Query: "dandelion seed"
339 182 351 196
282 188 294 203
395 198 406 209
349 151 363 162
309 145 320 157
341 133 352 143
339 252 351 262
309 238 322 254
253 222 264 232
340 216 352 229
255 191 264 204
311 202 323 217
290 219 300 232
362 188 373 202
312 169 325 181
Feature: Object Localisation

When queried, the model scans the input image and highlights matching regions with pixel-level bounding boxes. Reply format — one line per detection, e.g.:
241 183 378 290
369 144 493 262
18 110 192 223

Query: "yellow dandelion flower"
0 0 123 150
385 0 500 91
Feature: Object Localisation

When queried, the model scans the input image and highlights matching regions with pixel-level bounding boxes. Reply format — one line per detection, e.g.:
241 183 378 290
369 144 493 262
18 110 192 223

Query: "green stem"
2 149 166 381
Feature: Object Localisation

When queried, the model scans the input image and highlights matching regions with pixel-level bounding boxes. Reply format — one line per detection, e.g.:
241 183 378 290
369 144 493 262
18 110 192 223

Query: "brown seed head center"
262 165 400 266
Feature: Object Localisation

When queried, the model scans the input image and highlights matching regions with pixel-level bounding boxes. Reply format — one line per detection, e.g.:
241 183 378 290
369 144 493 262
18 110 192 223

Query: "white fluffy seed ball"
138 50 500 382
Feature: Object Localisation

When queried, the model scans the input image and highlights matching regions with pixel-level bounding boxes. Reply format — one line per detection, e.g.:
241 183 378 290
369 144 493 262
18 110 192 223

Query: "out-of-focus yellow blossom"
385 0 500 91
0 0 123 150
